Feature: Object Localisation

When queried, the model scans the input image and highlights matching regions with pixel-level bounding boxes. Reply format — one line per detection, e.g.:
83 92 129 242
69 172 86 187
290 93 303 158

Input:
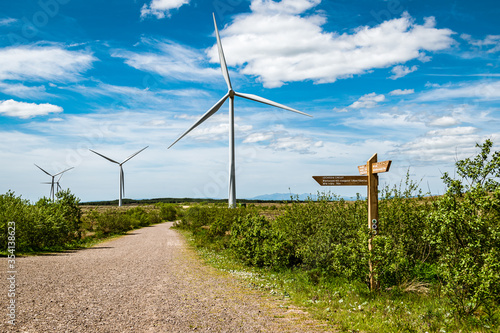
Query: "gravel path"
1 222 332 332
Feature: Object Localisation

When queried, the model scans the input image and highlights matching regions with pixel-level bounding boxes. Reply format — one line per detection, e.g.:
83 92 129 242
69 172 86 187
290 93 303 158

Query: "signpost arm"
367 153 379 291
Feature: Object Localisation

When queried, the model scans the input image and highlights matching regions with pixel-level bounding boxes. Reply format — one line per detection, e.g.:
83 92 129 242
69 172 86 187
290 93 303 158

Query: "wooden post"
367 153 379 291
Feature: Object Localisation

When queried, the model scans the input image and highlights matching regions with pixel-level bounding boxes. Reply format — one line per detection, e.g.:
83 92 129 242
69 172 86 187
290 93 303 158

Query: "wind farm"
1 2 499 331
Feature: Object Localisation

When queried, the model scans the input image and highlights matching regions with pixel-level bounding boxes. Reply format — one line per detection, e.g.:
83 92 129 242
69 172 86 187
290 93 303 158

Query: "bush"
426 140 500 315
274 194 368 279
230 214 295 268
0 191 32 251
156 203 178 221
0 190 82 251
93 210 133 236
376 174 437 286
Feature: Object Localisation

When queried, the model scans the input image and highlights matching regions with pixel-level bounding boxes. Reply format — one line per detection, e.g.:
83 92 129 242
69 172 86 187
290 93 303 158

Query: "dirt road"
1 222 331 332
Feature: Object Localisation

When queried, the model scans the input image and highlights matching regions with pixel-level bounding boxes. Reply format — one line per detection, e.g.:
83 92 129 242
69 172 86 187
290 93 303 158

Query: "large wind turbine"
168 14 312 208
89 146 148 206
35 164 74 201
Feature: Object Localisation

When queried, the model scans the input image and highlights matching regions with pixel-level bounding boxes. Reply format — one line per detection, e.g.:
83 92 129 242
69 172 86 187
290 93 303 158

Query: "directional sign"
358 160 392 175
313 175 368 186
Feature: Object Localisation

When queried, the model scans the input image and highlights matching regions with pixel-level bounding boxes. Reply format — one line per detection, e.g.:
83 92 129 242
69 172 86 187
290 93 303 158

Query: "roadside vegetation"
0 191 179 253
175 140 500 332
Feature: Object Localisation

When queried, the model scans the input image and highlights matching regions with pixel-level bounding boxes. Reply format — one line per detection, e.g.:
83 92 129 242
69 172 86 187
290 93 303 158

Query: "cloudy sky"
0 0 498 202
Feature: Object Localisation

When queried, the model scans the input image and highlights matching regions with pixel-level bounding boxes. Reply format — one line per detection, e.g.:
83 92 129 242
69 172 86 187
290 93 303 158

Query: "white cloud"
417 80 500 101
112 39 219 82
208 5 454 87
243 132 274 143
389 88 415 96
0 45 95 82
461 34 500 53
0 99 63 119
143 119 169 127
390 65 418 79
344 111 426 130
251 0 321 14
62 81 209 112
341 93 385 111
242 128 321 154
185 123 254 143
268 135 320 154
393 126 496 162
0 82 52 99
0 18 17 26
140 0 189 19
428 116 460 127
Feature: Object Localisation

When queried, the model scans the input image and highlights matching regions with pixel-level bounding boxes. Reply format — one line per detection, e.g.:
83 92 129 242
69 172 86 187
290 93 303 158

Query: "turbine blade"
168 92 230 149
34 164 53 177
235 92 313 117
120 166 125 197
54 166 74 177
213 13 232 91
89 149 120 164
57 183 62 192
121 146 149 165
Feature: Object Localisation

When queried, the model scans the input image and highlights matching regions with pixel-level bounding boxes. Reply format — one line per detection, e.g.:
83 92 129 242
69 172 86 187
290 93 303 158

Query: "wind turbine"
168 14 312 208
35 164 74 201
89 146 148 206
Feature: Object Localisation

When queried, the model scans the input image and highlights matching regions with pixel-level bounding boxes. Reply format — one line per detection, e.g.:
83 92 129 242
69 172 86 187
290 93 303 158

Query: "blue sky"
0 0 499 202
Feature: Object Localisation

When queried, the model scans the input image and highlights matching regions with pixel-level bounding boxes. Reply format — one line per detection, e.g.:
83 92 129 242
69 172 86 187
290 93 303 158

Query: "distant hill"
80 193 362 206
249 193 317 201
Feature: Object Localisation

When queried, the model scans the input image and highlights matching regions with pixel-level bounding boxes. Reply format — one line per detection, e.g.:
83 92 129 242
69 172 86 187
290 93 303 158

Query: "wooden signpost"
312 175 367 186
313 153 391 291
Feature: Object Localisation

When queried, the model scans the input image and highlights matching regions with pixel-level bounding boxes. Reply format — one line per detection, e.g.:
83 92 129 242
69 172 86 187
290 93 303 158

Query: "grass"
179 230 498 333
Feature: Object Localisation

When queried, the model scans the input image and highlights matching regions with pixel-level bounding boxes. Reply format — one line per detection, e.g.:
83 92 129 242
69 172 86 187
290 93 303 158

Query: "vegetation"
0 193 179 253
1 139 498 331
175 140 500 332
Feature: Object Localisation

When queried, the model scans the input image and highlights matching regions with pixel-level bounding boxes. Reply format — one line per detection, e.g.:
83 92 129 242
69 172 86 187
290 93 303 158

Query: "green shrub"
0 191 33 251
376 175 437 286
229 214 295 268
0 190 82 251
426 140 500 315
93 210 133 236
126 207 152 228
156 203 178 221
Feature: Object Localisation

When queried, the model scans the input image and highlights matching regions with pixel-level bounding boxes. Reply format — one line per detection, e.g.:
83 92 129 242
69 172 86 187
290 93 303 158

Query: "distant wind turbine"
89 146 148 206
35 164 74 201
168 13 312 208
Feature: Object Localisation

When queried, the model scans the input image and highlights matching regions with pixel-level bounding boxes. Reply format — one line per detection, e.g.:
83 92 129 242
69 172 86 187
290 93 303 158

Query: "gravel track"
1 222 333 332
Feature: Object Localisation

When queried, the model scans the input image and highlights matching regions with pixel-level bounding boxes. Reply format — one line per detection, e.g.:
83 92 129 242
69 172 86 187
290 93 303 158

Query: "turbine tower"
35 164 74 201
168 14 312 208
89 146 148 206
